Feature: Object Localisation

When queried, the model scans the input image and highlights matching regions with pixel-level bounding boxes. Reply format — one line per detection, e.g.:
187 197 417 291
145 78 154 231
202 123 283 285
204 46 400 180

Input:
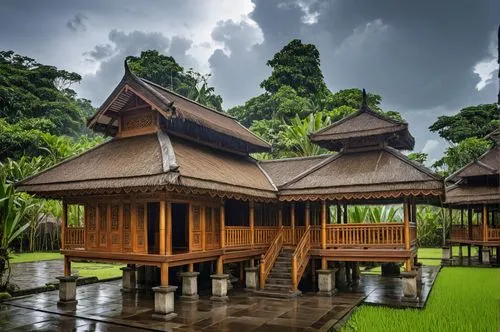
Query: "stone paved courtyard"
1 266 439 331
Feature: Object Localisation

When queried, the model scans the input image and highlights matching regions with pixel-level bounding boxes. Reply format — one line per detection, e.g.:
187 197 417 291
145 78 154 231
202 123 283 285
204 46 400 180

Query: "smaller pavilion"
446 128 500 265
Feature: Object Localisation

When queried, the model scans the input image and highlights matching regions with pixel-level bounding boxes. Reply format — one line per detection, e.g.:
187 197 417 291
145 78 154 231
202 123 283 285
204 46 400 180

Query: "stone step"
270 268 292 274
268 272 291 279
266 277 291 285
275 258 291 263
254 289 302 299
265 283 293 291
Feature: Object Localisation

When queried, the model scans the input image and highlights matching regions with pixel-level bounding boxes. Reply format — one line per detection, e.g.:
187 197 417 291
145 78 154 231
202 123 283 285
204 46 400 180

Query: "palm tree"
281 113 331 157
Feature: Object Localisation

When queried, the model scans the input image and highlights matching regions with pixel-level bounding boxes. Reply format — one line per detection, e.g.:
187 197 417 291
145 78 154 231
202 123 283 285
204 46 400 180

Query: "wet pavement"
5 260 64 290
1 266 440 331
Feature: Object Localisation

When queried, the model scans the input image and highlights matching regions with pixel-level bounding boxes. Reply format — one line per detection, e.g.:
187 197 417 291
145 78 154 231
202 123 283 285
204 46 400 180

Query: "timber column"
152 262 177 321
404 199 412 272
482 205 490 264
57 202 78 306
249 201 255 247
305 202 310 228
211 256 229 302
291 202 296 245
321 200 327 269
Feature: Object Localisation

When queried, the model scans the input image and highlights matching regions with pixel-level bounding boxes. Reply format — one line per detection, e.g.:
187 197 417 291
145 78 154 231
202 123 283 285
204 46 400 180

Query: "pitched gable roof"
87 61 271 153
310 93 415 151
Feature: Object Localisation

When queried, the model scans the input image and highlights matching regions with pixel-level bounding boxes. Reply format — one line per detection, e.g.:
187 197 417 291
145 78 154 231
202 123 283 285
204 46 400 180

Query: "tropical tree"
0 180 31 290
281 113 331 157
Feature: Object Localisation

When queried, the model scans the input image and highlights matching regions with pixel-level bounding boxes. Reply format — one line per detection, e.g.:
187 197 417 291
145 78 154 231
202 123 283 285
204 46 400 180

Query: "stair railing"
259 226 284 289
291 225 311 291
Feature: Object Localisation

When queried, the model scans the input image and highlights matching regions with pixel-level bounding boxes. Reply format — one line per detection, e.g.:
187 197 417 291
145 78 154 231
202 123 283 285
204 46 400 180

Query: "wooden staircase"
255 248 302 298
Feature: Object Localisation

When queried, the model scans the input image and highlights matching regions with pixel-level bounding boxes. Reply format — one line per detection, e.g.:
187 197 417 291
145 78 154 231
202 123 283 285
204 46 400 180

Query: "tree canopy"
429 104 498 144
127 50 223 111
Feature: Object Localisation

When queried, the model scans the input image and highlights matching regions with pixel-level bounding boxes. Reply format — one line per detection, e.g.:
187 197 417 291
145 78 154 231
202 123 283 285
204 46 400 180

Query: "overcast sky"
0 0 498 163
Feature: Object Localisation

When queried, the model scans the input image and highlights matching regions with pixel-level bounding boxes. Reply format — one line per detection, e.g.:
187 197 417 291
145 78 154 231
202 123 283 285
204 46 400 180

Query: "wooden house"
16 64 444 316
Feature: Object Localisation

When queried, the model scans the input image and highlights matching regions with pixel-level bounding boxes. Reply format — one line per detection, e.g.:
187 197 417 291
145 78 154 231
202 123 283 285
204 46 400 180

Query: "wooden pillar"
201 207 206 251
278 204 283 228
188 204 193 252
321 200 327 250
161 262 169 286
166 202 172 255
290 202 296 245
220 201 225 248
216 256 223 275
64 256 71 276
159 201 166 255
305 202 310 228
249 201 255 247
482 204 488 242
468 206 473 240
188 263 194 273
337 203 342 224
61 201 67 250
404 199 411 271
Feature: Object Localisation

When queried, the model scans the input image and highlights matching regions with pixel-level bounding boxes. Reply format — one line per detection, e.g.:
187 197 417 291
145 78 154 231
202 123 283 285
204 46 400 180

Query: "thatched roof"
259 154 331 187
310 100 414 151
277 147 443 201
444 132 499 205
87 62 271 154
16 133 276 200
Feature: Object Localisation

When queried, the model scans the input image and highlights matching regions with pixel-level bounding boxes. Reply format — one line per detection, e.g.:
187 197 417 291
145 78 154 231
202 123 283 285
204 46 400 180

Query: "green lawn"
9 252 123 280
343 267 500 332
9 252 62 264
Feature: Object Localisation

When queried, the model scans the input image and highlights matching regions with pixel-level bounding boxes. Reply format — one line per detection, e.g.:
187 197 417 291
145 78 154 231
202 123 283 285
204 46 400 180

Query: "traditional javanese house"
16 63 444 318
446 128 500 265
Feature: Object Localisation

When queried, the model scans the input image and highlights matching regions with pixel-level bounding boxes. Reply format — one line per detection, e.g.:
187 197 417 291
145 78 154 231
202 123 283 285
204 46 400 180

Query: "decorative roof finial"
361 88 368 109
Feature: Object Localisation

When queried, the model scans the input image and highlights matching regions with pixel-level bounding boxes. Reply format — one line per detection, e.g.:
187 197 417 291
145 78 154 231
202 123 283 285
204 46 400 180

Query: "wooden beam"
159 201 166 255
249 201 255 247
166 202 172 255
161 262 169 286
220 202 225 249
61 201 67 250
321 200 327 250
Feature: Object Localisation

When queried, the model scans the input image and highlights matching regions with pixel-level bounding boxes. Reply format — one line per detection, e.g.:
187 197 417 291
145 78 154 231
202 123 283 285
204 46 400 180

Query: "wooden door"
98 204 108 251
110 204 121 252
134 203 147 253
85 205 98 249
122 203 132 252
205 207 214 250
190 204 202 251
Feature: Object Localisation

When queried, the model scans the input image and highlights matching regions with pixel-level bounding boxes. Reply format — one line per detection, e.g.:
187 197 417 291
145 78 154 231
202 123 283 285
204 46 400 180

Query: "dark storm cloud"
66 13 88 32
85 44 114 61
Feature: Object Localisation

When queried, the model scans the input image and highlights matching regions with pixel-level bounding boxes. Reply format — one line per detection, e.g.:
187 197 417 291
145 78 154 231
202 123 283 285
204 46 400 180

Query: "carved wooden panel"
111 205 119 231
205 207 214 249
214 207 221 247
123 114 153 131
191 205 202 251
135 203 147 253
98 204 108 248
86 206 96 231
122 203 131 250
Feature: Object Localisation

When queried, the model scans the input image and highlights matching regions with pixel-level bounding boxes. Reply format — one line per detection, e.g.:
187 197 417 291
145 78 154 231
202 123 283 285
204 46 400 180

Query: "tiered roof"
445 129 500 205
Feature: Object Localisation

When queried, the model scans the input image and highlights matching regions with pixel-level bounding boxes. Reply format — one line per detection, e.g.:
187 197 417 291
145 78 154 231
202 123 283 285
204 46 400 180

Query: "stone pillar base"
210 274 229 302
441 246 451 264
412 263 423 285
152 286 178 321
179 272 199 302
56 276 78 305
120 267 137 292
482 248 490 265
317 269 338 296
244 267 258 291
400 271 418 302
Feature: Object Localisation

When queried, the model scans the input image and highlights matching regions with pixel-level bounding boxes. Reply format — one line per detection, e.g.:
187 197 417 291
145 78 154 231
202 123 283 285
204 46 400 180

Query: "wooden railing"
311 225 321 246
451 225 483 241
225 226 251 247
325 223 405 247
64 227 85 249
283 226 306 245
260 226 284 289
254 226 278 246
291 226 310 291
488 227 500 241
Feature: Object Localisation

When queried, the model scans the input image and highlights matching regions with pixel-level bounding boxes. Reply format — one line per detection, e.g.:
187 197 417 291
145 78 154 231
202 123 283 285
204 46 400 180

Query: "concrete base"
210 274 229 302
442 246 451 260
152 286 178 321
317 269 338 296
179 272 199 302
120 267 137 292
245 267 259 291
482 248 490 264
400 271 418 302
413 263 423 285
56 276 78 305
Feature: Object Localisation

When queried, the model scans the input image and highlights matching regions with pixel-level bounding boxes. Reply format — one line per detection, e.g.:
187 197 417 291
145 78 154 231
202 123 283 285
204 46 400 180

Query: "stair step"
266 277 291 285
269 272 291 279
265 283 293 291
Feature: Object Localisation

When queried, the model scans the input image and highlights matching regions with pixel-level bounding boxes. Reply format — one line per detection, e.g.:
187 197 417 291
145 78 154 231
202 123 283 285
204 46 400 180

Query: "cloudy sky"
0 0 498 163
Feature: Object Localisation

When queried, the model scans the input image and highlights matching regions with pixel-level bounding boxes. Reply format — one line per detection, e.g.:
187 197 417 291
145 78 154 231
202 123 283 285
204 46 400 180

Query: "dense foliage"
127 50 223 111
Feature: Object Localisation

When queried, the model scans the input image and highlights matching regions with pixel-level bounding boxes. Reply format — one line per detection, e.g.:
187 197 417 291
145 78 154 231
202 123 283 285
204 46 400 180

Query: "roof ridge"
279 153 343 189
445 145 499 182
383 146 443 181
139 77 236 120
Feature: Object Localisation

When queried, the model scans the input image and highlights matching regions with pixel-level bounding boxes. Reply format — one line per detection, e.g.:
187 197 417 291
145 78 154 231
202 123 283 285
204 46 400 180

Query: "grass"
9 252 62 264
9 252 123 280
343 267 500 332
